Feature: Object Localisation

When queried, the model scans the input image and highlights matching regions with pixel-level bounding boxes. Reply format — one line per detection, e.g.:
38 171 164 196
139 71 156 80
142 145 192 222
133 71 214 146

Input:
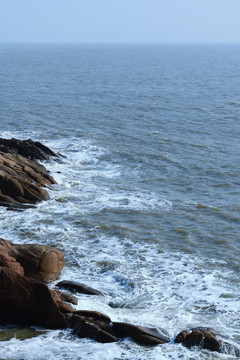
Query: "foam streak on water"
0 44 240 359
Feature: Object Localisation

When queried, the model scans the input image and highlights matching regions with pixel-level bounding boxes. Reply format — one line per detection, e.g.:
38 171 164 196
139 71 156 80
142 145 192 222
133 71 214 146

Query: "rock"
70 313 117 343
68 311 170 345
0 258 73 329
56 280 103 296
1 240 240 354
174 328 240 356
0 138 57 208
112 322 170 345
0 238 64 282
0 138 58 161
0 252 24 277
56 291 78 305
175 330 190 343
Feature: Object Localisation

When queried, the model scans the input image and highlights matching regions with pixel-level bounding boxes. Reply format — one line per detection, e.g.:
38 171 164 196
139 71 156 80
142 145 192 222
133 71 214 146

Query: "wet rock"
175 328 240 356
219 340 240 357
0 258 73 329
74 310 111 323
56 280 103 296
0 138 58 161
187 330 204 346
112 322 170 345
56 291 78 305
0 238 64 282
0 138 57 208
174 330 190 343
70 313 117 343
203 332 220 352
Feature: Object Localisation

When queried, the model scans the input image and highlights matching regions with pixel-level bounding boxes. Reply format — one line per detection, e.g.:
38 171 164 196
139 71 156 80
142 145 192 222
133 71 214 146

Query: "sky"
0 0 240 44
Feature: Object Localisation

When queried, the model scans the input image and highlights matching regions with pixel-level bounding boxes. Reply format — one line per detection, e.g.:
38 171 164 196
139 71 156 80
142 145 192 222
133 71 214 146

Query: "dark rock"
0 258 73 329
0 138 58 161
174 328 240 355
0 138 57 208
56 291 78 305
112 322 169 345
187 330 204 346
56 280 103 296
74 310 111 323
175 330 190 343
0 238 64 282
70 314 117 343
203 332 220 352
219 340 240 357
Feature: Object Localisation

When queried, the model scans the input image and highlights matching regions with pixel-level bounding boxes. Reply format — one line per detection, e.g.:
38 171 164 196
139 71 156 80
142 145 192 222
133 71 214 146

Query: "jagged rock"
0 138 57 208
0 138 58 161
0 255 73 329
175 328 240 356
69 312 169 346
70 313 117 343
0 238 64 282
56 280 103 296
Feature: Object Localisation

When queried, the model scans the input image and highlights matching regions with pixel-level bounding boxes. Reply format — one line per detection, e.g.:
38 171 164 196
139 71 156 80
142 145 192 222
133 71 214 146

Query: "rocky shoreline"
0 138 239 357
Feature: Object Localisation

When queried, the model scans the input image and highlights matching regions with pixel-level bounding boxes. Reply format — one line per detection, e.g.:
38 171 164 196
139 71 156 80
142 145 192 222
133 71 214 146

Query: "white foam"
0 136 239 358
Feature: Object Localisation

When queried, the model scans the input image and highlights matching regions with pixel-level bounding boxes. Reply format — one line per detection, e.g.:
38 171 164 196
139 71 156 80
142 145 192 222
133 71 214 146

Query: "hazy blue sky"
1 0 240 43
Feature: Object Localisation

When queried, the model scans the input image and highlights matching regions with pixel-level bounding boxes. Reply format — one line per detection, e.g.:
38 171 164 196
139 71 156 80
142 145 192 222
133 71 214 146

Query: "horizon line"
1 41 240 45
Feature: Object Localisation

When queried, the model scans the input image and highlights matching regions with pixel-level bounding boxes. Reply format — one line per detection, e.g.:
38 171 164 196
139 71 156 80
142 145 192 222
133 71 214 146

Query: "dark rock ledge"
0 138 239 357
0 138 58 209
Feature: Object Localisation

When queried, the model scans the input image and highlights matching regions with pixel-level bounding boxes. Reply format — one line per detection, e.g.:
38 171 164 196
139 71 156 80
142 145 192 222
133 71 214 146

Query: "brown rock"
57 291 78 305
175 330 190 343
187 330 204 346
112 322 169 345
0 262 73 329
0 238 64 282
0 252 24 277
56 280 103 296
70 314 117 343
0 138 58 208
203 332 220 352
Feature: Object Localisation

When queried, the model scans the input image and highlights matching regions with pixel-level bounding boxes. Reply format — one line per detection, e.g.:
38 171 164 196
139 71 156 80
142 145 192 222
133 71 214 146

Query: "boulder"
0 255 73 329
175 328 240 356
0 238 64 282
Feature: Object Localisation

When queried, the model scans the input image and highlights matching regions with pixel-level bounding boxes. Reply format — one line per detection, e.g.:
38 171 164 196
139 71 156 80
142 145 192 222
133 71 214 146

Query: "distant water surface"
0 44 240 359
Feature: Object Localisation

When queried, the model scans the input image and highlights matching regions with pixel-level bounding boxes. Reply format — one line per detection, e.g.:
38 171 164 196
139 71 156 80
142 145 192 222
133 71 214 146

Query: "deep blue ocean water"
0 44 240 359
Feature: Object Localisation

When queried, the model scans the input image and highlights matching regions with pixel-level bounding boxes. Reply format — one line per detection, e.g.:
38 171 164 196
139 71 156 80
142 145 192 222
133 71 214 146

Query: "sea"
0 44 239 360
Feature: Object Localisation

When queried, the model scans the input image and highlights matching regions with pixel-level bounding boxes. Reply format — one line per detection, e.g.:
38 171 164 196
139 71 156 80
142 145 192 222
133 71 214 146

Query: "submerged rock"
56 280 103 296
175 328 240 356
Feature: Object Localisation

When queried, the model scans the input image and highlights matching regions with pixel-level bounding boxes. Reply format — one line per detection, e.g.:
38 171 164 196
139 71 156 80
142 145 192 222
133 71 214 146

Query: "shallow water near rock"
0 44 240 359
